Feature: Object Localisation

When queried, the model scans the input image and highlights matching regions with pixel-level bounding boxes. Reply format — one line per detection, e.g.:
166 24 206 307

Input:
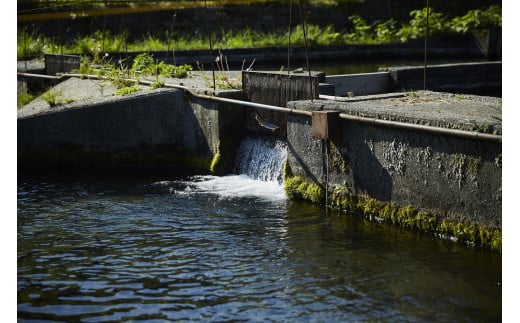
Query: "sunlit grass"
17 5 501 59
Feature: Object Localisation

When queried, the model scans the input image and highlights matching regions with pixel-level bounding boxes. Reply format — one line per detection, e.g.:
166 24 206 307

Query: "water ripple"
18 176 501 322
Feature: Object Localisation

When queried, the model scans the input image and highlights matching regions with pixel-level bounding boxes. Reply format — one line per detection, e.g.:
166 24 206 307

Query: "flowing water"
18 137 501 322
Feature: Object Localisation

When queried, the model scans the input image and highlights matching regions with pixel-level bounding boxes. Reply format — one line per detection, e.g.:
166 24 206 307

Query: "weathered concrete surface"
325 61 502 97
44 54 81 76
286 91 502 229
325 72 390 96
323 91 502 134
382 61 502 97
17 77 244 173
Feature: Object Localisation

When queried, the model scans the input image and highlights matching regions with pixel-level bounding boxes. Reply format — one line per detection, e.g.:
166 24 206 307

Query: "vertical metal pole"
58 7 64 74
121 0 128 70
298 0 314 102
167 5 177 65
203 0 216 91
287 0 292 74
102 0 107 53
324 139 329 209
424 0 429 90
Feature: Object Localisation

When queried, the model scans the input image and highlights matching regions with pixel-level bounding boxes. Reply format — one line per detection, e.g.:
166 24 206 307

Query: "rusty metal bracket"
312 110 341 140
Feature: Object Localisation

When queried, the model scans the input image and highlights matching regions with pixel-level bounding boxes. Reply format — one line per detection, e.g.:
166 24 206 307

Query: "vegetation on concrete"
17 5 500 59
17 92 34 109
283 162 501 252
41 88 74 106
73 52 193 96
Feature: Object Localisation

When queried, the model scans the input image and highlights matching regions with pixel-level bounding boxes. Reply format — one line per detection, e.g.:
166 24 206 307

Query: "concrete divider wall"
45 54 81 76
385 61 502 96
286 100 501 233
325 72 390 96
18 89 224 172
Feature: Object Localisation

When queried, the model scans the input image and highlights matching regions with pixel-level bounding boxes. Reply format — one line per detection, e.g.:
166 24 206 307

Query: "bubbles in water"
234 136 288 184
190 174 286 201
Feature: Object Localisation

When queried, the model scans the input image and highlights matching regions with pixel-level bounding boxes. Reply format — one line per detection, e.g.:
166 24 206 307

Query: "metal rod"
287 0 292 74
324 138 329 209
424 0 429 90
166 5 177 66
298 0 314 102
203 0 216 91
338 112 501 142
19 71 501 143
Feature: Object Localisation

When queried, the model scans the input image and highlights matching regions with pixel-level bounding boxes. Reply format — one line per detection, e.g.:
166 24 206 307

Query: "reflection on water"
18 173 501 322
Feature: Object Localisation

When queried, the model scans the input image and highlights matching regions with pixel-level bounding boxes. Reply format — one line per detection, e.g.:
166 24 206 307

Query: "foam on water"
187 136 288 200
190 174 286 201
151 136 288 200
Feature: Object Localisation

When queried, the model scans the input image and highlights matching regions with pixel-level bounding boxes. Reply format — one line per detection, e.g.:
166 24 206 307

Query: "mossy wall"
284 171 501 251
285 102 501 251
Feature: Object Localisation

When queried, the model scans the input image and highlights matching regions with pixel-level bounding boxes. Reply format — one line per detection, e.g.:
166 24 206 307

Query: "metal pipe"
338 113 502 143
17 72 62 80
18 71 501 143
187 89 313 117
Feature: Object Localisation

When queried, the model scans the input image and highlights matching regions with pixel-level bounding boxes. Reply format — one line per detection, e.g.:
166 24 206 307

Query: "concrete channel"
17 57 502 250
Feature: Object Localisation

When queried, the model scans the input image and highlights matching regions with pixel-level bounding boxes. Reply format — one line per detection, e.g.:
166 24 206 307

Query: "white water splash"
154 136 288 201
233 136 288 184
191 174 286 201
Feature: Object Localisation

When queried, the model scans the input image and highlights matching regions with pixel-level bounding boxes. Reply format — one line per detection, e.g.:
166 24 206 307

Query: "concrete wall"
18 89 224 172
45 54 81 76
325 72 390 96
324 61 502 97
17 71 501 245
384 61 502 97
286 100 501 231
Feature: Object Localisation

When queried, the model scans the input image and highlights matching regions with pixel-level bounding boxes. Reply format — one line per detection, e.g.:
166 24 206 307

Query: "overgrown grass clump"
18 52 193 106
17 93 34 108
18 5 501 59
73 52 193 96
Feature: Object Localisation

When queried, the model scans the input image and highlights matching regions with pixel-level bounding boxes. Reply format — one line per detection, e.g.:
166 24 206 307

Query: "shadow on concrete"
339 125 393 202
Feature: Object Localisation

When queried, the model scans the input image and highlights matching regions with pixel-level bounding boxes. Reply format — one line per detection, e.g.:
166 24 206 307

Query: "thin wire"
298 0 314 102
203 0 216 91
120 0 128 67
424 0 429 91
166 6 178 65
102 1 107 53
287 0 292 74
325 139 329 210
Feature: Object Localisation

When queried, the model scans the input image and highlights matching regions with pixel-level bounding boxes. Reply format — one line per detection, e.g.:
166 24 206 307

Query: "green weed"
18 5 501 59
41 88 63 106
17 93 34 108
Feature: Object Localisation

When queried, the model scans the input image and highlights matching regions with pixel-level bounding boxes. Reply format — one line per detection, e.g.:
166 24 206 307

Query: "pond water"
17 174 502 322
17 137 501 322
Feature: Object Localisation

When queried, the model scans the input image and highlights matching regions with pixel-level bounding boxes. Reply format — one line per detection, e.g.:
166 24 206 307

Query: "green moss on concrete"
210 144 222 174
285 174 501 252
209 138 240 175
284 175 325 204
328 141 349 174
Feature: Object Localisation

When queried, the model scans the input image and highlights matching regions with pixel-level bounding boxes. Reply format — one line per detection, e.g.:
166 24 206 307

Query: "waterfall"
233 136 288 184
177 135 288 201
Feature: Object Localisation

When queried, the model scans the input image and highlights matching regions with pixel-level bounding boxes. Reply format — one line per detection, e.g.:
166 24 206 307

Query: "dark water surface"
18 173 501 322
